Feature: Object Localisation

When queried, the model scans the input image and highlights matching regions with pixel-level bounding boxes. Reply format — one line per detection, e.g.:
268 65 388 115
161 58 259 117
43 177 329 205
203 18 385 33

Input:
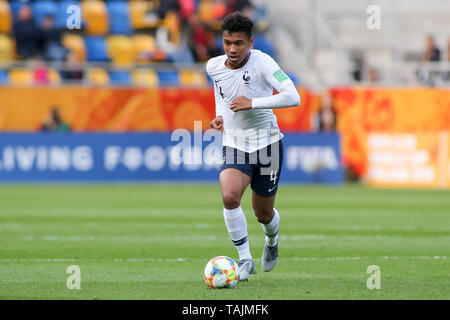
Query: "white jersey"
206 49 298 153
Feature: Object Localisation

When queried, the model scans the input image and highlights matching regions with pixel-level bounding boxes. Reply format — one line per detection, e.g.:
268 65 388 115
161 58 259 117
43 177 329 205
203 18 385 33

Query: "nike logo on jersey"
268 186 277 193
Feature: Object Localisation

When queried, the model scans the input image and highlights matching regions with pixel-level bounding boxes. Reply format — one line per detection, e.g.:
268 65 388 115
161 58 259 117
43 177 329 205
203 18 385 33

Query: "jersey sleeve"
213 82 225 116
206 59 225 117
259 53 295 92
252 53 301 109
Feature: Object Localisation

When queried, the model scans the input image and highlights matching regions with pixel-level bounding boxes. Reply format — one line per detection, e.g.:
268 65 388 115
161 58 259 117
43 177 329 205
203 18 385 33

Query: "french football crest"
243 70 251 86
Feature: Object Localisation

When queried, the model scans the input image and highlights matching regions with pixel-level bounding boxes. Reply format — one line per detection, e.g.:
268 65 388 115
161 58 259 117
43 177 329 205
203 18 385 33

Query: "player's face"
223 31 253 68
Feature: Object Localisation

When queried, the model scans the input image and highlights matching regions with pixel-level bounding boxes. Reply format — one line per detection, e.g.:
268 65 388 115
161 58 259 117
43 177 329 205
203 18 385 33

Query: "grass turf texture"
0 184 449 300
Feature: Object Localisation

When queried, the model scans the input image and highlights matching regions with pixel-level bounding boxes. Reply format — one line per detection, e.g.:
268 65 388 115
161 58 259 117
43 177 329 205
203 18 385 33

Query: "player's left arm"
230 56 301 112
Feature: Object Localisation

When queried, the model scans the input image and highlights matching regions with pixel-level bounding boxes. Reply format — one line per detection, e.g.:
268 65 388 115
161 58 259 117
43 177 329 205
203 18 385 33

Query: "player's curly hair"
221 12 254 39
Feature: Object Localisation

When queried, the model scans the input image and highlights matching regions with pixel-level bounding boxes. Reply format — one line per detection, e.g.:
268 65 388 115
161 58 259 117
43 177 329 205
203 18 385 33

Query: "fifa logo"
243 70 251 86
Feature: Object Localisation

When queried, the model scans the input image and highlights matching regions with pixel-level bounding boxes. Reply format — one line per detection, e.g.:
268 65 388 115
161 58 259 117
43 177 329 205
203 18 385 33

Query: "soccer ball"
203 256 240 289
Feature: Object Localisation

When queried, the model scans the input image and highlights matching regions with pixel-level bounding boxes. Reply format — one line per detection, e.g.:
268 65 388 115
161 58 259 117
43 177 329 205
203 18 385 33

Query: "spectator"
227 0 253 13
34 61 50 85
419 35 441 85
422 35 441 62
313 91 337 132
61 50 84 83
367 67 379 83
41 15 67 61
41 107 70 132
13 5 43 59
158 0 180 19
227 0 254 19
187 14 219 62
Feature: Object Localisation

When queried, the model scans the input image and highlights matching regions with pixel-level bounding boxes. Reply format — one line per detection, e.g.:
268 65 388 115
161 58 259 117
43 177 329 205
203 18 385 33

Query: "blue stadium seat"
253 35 276 59
157 70 179 87
0 70 9 84
109 70 131 85
286 71 300 85
55 1 82 29
32 0 58 27
84 36 110 61
106 1 132 35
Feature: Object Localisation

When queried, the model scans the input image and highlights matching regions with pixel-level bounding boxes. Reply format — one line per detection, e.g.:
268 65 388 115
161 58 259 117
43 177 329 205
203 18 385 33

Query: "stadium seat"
9 68 33 85
84 36 109 61
0 70 9 84
88 68 109 85
109 70 131 85
106 1 132 35
179 70 206 87
0 0 12 33
0 35 13 62
157 70 179 87
31 0 58 27
286 71 299 86
62 34 86 61
81 0 109 35
253 35 276 59
131 69 158 87
131 34 156 62
56 1 82 29
107 35 134 65
198 0 214 24
129 0 160 29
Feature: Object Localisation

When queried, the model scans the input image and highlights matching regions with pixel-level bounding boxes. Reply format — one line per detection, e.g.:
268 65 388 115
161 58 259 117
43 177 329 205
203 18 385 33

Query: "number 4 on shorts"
270 170 277 184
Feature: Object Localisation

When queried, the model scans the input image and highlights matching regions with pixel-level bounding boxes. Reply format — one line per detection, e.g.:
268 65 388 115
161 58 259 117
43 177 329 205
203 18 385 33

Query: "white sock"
223 206 252 261
261 208 280 246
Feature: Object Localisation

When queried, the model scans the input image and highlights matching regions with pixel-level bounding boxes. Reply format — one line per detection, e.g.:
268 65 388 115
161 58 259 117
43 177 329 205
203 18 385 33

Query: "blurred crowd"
351 34 450 86
9 0 262 64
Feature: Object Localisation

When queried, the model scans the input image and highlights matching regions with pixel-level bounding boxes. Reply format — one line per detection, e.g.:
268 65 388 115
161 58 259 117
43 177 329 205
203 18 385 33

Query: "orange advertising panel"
0 87 309 132
331 88 450 176
367 132 450 188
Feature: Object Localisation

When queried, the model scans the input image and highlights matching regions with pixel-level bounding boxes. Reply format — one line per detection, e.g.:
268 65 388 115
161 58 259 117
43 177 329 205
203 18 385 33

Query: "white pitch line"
10 234 450 242
0 256 447 263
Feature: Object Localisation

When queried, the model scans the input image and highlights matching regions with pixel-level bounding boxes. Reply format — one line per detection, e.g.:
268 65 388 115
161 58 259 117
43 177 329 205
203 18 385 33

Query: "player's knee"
222 191 241 209
254 209 273 224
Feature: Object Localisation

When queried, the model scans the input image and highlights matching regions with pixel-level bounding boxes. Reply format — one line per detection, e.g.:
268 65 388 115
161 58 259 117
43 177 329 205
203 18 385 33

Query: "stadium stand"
0 0 306 88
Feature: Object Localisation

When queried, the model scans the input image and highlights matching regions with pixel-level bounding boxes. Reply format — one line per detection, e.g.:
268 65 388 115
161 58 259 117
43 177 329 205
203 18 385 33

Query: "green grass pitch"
0 184 449 299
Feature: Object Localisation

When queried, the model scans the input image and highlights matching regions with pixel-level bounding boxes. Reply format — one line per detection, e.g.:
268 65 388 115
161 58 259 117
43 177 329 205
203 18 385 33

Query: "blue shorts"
219 139 284 197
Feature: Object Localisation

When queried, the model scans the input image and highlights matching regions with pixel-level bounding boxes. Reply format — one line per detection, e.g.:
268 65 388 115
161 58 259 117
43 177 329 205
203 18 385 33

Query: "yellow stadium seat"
107 35 134 65
62 34 86 62
129 0 160 29
0 34 13 62
132 34 156 62
9 69 33 85
199 0 214 24
179 70 206 87
0 0 12 33
81 0 109 35
89 68 109 85
132 69 158 87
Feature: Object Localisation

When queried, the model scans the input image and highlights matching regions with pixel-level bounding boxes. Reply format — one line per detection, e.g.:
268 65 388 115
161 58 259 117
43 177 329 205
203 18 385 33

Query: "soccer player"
206 12 301 282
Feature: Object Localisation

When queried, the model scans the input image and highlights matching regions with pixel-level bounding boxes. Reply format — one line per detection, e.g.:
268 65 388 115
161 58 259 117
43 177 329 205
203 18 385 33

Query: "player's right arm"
207 59 225 131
